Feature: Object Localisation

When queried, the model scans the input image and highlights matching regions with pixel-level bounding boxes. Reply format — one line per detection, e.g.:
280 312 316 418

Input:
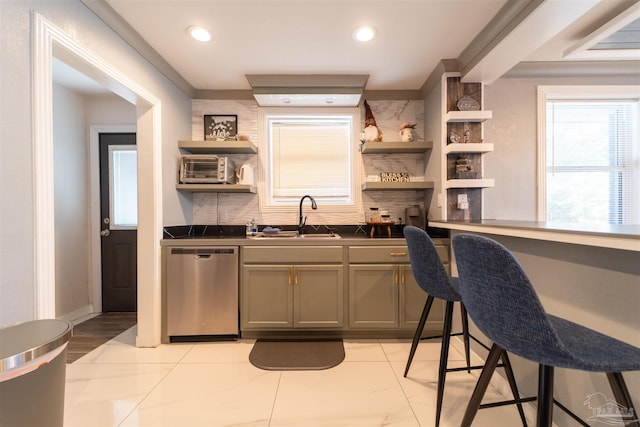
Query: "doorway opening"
33 13 163 346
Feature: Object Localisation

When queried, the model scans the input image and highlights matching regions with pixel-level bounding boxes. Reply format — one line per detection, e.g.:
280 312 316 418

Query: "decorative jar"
399 127 414 142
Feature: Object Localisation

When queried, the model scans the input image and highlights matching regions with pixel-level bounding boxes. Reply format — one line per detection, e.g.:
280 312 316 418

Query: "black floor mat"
249 339 345 371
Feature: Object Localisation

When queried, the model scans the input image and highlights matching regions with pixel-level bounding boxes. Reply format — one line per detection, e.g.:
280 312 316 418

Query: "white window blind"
545 99 639 224
271 120 351 200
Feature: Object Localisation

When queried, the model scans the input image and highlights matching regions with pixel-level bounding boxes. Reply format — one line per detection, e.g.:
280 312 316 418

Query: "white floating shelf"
361 181 434 191
176 184 257 193
446 110 492 123
178 140 258 154
444 143 494 154
444 179 495 189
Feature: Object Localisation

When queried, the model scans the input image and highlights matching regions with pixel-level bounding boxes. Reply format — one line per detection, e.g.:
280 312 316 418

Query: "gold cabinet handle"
394 265 399 285
294 268 299 286
390 252 407 257
401 265 406 285
288 267 292 285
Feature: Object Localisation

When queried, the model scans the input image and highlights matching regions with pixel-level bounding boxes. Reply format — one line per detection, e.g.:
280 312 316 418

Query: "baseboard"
57 305 99 325
450 336 558 427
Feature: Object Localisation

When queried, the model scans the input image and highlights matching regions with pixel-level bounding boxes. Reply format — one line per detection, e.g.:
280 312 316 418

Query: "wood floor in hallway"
67 312 137 363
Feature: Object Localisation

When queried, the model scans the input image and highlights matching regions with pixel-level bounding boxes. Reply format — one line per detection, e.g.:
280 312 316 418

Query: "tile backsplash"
189 99 426 226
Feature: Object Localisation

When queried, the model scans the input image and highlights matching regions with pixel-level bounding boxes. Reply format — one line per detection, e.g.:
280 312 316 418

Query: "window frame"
537 85 640 223
257 107 362 216
108 144 137 229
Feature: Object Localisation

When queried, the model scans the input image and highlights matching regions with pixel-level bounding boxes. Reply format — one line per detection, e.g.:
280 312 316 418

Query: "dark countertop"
161 224 450 246
429 220 640 252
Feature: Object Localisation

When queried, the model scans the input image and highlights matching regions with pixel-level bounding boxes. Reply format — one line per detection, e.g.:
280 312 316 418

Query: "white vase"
399 128 414 142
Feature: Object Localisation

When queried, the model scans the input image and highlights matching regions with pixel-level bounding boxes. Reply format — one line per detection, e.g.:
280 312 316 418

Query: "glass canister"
368 207 380 222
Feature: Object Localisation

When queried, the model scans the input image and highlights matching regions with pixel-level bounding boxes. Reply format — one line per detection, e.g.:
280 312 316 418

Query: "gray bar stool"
403 226 528 427
452 233 640 427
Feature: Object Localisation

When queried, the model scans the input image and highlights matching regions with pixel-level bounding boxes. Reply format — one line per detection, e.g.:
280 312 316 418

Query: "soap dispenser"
250 217 258 236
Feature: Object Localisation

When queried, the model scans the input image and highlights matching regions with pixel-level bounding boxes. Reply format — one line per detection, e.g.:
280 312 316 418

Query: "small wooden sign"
380 172 409 183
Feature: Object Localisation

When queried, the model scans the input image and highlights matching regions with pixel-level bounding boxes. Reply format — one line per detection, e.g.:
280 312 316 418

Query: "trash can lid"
0 320 73 371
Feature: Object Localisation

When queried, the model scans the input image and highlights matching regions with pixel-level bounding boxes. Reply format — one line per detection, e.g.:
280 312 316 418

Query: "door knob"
100 229 111 237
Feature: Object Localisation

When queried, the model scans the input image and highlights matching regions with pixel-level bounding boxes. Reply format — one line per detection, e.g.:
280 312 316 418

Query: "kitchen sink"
297 233 341 239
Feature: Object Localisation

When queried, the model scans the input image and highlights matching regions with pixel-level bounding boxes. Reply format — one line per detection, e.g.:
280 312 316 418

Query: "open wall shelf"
444 179 494 189
176 184 257 193
361 140 433 154
445 110 492 123
445 143 494 154
178 140 258 154
361 182 434 191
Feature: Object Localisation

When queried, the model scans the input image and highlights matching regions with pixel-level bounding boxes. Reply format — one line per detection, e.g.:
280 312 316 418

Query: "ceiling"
59 0 640 97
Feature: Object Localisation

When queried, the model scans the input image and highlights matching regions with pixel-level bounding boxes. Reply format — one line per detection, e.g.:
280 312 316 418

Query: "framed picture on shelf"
204 115 238 141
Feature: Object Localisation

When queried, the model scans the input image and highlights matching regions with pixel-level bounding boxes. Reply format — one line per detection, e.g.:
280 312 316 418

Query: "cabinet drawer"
349 246 410 263
243 246 343 263
349 243 449 264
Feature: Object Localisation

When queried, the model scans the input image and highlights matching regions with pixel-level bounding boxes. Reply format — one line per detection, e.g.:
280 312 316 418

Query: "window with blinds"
541 88 639 225
260 110 361 213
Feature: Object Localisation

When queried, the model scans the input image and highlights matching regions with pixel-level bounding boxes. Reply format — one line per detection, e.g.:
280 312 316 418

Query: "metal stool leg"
606 372 640 427
460 303 471 373
404 295 435 377
435 300 455 427
537 365 554 427
501 351 528 427
461 343 503 427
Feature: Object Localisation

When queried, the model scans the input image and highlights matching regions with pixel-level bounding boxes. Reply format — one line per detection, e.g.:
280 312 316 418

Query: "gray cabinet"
348 244 447 330
241 246 344 330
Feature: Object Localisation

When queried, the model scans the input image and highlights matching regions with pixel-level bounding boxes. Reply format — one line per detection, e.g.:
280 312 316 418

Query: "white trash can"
0 319 73 427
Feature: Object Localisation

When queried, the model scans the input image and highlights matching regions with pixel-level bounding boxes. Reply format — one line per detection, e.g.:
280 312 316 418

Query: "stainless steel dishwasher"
166 247 239 339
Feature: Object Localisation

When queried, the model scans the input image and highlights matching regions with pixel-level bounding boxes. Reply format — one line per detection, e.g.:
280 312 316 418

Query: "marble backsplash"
189 99 426 226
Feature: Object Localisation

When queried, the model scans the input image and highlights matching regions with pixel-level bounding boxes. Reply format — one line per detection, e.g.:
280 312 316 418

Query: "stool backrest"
452 233 567 364
404 226 460 301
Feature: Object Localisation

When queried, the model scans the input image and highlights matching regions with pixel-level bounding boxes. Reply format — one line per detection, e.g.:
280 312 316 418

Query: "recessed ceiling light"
353 26 377 42
187 26 211 42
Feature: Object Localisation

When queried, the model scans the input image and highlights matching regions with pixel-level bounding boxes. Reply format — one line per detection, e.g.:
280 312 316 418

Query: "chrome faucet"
298 195 317 234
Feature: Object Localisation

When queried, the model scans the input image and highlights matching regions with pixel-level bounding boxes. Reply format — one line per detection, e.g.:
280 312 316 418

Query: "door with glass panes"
99 133 137 311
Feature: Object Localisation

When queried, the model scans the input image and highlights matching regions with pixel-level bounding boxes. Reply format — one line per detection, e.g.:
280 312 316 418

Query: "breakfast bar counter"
429 219 640 425
429 220 640 252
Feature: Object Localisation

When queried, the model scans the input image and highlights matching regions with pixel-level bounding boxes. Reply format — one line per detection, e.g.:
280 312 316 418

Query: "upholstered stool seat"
452 233 640 427
403 226 528 427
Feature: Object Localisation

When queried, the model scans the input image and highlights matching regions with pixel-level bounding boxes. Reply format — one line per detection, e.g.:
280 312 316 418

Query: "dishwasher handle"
170 247 236 256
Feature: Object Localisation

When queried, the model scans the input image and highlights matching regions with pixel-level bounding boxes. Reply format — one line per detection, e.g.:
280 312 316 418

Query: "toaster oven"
179 155 235 184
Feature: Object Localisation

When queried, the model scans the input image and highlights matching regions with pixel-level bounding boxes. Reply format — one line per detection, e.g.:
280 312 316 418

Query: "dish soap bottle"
250 217 258 236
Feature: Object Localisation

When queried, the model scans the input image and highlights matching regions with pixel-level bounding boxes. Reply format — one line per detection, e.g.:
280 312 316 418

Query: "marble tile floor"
64 326 533 427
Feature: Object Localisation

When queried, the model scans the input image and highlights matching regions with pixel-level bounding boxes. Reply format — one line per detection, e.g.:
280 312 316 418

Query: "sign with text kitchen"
380 172 410 183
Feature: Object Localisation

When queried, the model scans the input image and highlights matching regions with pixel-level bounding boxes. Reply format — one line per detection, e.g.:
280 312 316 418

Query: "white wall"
52 83 91 317
482 75 640 220
86 94 137 125
0 0 191 327
424 79 444 221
